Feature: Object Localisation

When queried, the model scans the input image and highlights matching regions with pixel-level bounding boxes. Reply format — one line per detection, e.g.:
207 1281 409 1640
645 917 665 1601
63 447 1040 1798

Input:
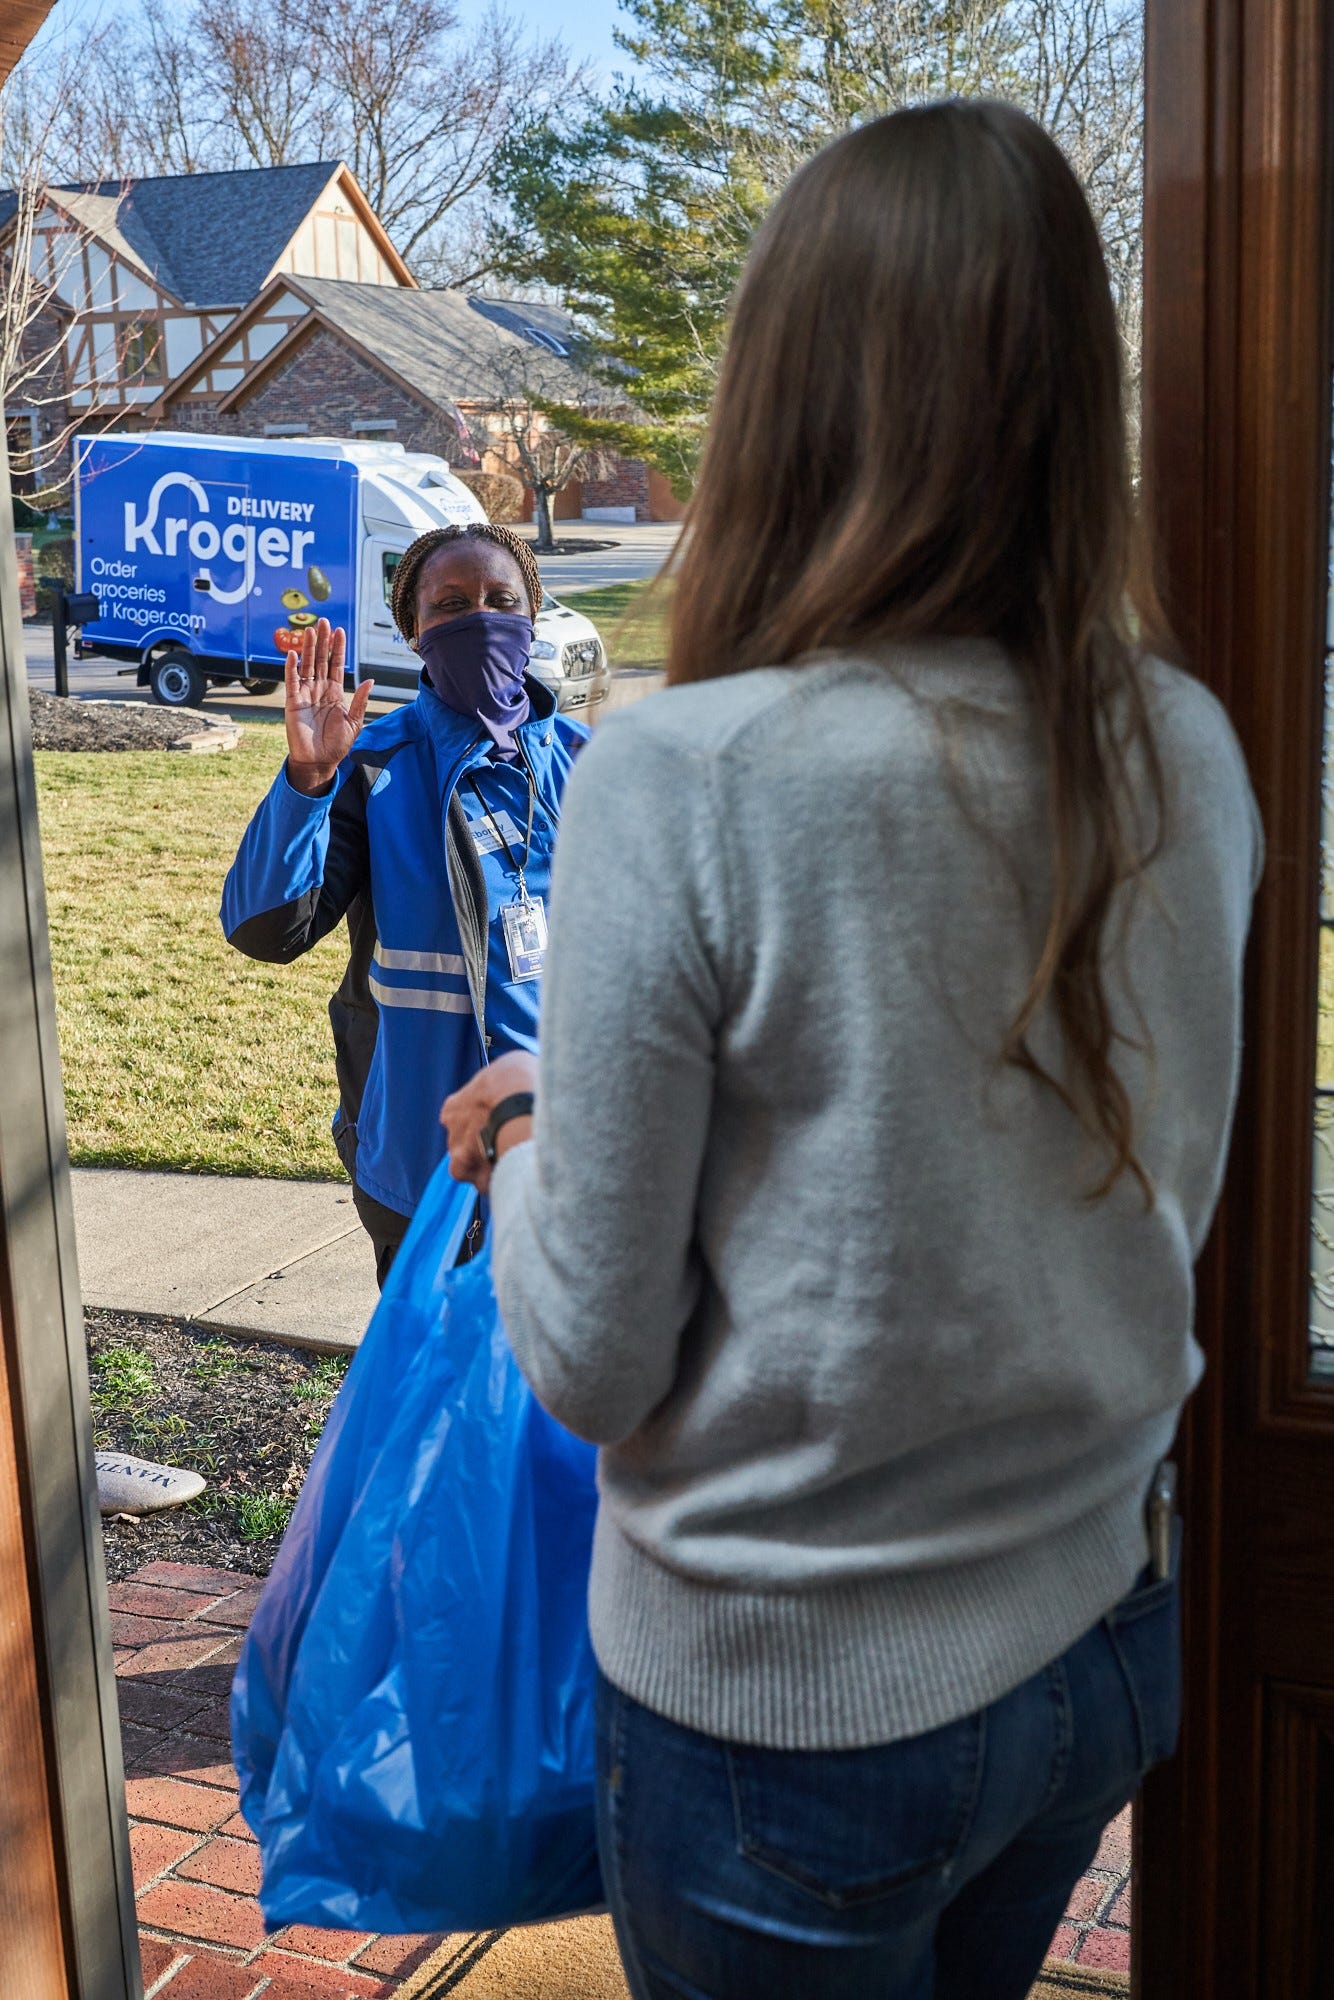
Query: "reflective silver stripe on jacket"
369 974 473 1014
376 947 467 975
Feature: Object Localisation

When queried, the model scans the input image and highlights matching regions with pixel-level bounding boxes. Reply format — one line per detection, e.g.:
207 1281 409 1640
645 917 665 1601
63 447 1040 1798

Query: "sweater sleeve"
220 759 369 963
489 717 725 1445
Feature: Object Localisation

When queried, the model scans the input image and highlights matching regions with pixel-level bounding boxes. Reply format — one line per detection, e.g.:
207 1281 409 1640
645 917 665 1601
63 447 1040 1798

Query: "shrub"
35 536 73 617
456 469 526 523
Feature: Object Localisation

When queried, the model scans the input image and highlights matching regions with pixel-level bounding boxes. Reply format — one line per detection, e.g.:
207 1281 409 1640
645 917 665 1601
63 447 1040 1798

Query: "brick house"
1 160 681 523
148 274 682 524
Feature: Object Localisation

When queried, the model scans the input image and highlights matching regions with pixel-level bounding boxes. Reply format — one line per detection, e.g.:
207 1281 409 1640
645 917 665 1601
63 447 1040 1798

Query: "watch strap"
481 1091 536 1164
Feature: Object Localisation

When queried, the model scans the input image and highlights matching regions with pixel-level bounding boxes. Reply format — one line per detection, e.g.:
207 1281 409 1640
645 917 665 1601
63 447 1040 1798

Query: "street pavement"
25 631 662 724
522 520 679 596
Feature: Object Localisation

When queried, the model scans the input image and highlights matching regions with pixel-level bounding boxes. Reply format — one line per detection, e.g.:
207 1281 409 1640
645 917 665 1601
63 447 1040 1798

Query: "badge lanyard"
466 770 547 983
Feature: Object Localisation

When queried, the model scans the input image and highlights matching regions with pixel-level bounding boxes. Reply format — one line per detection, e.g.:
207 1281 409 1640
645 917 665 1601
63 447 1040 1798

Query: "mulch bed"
528 537 620 555
30 687 239 752
89 1308 347 1583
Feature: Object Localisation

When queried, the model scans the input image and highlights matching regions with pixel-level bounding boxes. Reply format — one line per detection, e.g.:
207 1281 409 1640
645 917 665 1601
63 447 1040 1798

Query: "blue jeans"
594 1563 1180 1999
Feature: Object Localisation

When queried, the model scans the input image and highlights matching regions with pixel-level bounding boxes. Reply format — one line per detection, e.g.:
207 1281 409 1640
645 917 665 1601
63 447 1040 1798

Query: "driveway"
524 522 680 597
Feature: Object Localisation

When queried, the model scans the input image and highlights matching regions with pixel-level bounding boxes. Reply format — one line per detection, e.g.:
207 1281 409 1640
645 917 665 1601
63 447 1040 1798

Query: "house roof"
155 271 621 426
219 276 602 412
0 160 411 309
0 183 161 287
468 296 580 354
48 188 160 283
290 277 596 402
74 161 345 307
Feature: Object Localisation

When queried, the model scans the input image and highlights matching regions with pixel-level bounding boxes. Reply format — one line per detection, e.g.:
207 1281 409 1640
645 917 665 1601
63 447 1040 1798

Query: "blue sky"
494 0 632 80
45 0 635 85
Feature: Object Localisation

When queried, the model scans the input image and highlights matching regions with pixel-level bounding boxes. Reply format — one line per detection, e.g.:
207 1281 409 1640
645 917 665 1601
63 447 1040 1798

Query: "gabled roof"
48 188 159 283
284 278 594 403
74 161 344 307
0 185 157 288
0 160 415 309
159 273 608 418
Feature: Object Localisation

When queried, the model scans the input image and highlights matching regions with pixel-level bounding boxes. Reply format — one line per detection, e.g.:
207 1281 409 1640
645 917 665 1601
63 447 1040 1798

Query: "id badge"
470 809 523 857
501 895 547 982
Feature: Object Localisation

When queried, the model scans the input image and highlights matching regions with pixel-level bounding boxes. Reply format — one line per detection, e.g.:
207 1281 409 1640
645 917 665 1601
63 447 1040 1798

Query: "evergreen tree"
495 0 792 487
496 0 1142 489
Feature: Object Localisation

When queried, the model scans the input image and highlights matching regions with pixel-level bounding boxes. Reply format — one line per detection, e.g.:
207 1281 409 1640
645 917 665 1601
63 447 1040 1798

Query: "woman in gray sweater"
442 102 1262 1999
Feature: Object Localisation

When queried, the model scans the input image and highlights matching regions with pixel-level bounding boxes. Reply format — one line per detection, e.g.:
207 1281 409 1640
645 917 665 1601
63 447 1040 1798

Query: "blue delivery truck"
73 431 609 713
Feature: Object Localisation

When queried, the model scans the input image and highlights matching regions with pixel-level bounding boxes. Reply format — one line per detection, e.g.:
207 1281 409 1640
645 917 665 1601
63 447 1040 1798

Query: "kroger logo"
123 471 317 607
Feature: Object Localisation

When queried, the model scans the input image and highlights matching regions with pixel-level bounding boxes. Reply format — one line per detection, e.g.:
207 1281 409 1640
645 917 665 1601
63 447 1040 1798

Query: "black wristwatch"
480 1092 536 1165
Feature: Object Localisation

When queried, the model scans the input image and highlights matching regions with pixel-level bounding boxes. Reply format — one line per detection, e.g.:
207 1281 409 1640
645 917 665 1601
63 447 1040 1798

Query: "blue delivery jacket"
221 676 584 1218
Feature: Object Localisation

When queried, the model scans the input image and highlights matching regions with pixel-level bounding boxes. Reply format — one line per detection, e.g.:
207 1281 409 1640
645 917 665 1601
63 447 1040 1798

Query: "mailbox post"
52 590 99 698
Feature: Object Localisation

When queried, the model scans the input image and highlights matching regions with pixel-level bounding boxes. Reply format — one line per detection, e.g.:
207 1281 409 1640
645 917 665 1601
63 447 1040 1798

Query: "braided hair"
389 523 544 642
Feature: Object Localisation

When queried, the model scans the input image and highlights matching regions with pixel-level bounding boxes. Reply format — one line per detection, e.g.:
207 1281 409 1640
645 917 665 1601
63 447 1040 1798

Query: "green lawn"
566 579 670 670
36 716 349 1180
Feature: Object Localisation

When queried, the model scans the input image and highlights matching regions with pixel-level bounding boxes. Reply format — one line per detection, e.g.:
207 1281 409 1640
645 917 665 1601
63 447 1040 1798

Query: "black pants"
352 1182 411 1291
352 1180 486 1291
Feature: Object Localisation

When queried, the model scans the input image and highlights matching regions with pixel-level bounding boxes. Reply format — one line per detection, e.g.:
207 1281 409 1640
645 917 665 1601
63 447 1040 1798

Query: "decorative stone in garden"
95 1451 206 1515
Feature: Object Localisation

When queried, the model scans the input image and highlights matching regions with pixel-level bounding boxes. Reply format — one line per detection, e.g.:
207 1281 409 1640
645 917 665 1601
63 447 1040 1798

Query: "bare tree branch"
0 34 134 501
25 0 582 288
463 338 620 551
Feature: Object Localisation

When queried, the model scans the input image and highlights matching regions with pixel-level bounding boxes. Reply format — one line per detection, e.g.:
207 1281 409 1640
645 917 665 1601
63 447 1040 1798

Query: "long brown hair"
666 99 1167 1200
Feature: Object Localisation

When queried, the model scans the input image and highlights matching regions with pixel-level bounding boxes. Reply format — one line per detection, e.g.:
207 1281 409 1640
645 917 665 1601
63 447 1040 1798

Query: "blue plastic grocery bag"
230 1161 602 1933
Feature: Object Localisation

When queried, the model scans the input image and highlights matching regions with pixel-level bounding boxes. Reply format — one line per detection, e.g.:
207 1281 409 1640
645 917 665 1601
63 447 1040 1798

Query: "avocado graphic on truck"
72 431 609 715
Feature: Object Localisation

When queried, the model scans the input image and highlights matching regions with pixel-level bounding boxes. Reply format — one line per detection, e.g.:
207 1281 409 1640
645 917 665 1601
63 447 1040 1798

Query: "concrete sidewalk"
72 1168 379 1353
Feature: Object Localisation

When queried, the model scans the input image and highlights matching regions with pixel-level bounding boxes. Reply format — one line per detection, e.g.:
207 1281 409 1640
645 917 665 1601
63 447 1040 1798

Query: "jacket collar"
415 669 558 757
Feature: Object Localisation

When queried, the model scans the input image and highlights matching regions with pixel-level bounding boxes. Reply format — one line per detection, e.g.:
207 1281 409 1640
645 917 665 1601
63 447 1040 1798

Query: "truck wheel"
149 651 207 708
241 679 280 696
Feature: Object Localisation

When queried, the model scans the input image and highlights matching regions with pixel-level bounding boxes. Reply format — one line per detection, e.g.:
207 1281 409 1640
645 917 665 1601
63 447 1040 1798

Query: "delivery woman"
222 523 583 1284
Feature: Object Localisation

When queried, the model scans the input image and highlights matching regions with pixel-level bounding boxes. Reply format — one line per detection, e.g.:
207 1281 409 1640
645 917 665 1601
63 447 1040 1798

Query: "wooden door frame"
0 447 141 1991
1137 0 1334 1990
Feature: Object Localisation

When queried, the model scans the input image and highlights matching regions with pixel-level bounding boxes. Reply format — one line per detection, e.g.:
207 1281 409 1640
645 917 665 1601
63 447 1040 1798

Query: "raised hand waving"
284 619 373 795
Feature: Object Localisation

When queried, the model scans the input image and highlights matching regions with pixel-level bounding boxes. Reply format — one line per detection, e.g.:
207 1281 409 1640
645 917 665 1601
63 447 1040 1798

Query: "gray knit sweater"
490 643 1262 1750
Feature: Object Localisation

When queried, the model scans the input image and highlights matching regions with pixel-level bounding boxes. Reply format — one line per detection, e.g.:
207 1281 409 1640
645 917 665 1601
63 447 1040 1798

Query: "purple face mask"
417 611 532 758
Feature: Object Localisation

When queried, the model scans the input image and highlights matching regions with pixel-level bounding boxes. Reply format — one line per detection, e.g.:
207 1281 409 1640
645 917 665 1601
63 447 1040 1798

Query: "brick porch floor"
114 1560 1132 1997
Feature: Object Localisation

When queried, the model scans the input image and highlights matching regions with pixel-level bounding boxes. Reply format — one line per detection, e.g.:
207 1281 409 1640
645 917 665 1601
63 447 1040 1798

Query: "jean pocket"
724 1710 985 1911
1103 1538 1183 1776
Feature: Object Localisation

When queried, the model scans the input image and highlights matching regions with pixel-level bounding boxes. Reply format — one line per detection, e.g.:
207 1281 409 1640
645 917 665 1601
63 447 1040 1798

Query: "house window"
121 321 163 384
351 417 397 434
